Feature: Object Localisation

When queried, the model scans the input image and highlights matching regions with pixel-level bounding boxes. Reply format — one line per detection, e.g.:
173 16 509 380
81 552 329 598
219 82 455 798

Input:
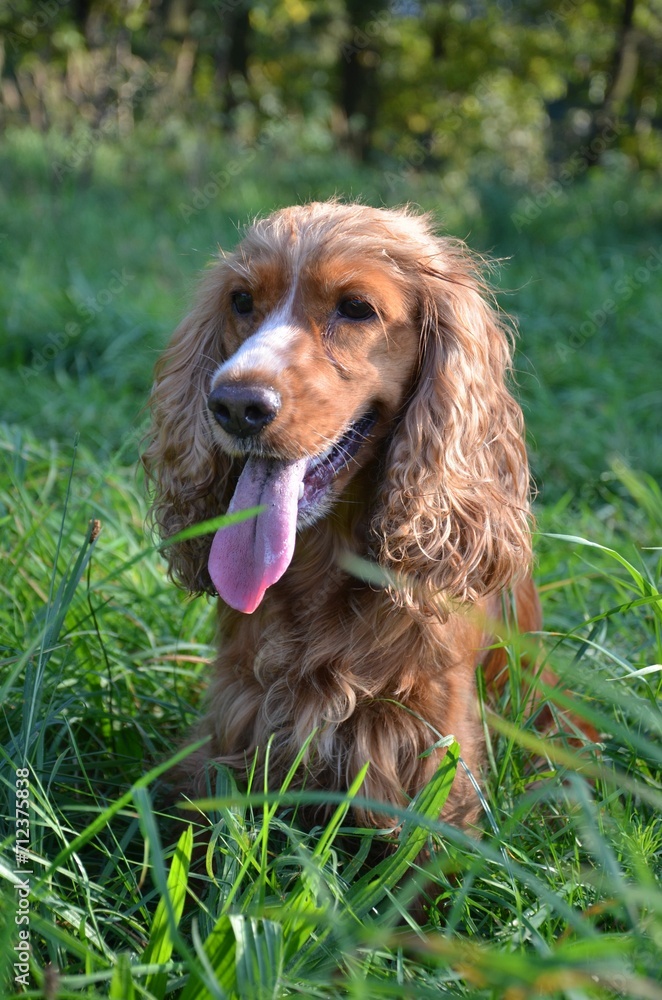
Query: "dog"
143 200 545 830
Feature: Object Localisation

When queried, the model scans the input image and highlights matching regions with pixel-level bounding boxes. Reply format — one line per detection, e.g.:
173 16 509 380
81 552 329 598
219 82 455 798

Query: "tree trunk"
337 0 388 160
584 0 637 166
214 0 251 120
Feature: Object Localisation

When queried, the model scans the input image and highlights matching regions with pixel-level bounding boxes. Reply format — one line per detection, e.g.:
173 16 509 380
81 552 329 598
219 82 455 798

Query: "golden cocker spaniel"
144 201 544 829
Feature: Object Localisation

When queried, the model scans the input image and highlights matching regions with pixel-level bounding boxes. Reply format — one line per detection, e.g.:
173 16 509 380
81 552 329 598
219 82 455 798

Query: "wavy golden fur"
143 201 544 828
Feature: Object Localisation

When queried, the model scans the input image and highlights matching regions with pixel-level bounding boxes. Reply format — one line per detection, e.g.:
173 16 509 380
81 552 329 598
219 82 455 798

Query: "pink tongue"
208 455 308 614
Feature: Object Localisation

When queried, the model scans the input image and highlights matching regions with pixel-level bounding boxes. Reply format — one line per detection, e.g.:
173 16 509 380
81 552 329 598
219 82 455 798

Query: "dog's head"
143 202 531 612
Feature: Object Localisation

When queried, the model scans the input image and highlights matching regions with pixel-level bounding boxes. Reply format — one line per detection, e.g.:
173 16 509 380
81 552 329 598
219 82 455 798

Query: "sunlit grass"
1 429 660 997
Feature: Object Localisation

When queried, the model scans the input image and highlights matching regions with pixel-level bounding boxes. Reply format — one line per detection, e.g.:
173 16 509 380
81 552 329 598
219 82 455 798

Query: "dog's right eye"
231 291 254 315
338 298 375 321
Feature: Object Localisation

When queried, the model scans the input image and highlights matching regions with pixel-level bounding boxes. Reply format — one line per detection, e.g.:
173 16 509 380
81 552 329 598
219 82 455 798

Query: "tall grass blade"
142 824 193 999
347 740 459 918
180 915 236 1000
109 952 136 999
231 915 284 1000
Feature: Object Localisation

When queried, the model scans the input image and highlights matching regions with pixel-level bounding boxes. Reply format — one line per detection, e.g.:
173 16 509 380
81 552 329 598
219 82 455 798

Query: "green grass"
1 126 660 494
1 131 661 998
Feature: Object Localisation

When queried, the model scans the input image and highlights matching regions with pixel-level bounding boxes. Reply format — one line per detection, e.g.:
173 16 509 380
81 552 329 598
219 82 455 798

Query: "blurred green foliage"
1 1 661 502
0 126 660 508
1 0 661 178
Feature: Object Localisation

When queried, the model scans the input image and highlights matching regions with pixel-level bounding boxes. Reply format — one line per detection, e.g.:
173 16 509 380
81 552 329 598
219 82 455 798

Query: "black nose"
208 383 281 438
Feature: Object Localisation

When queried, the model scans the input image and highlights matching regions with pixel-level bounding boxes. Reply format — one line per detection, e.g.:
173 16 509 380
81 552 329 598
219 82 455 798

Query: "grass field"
1 130 661 998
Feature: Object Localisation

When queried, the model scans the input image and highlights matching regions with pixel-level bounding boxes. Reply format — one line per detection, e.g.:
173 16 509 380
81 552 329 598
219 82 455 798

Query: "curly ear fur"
374 238 532 613
142 263 236 593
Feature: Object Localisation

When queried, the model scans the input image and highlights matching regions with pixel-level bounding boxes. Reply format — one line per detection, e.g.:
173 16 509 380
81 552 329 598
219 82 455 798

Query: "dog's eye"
232 291 254 315
338 298 375 321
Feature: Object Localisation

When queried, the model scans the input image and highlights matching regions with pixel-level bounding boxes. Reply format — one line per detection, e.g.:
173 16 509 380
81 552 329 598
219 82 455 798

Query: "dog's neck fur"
192 497 486 828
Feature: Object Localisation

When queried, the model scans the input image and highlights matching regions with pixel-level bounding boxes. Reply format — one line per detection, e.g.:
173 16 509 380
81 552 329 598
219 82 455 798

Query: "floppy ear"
374 240 532 614
142 263 236 594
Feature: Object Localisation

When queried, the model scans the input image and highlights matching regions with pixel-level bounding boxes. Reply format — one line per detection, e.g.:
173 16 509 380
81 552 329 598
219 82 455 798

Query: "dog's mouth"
208 410 378 613
298 409 377 514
